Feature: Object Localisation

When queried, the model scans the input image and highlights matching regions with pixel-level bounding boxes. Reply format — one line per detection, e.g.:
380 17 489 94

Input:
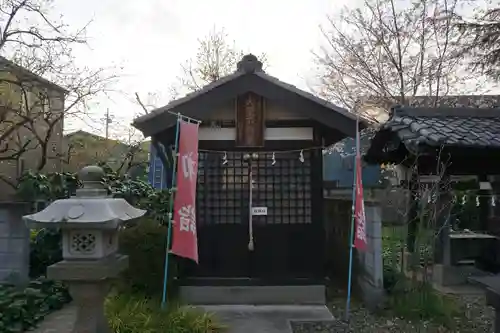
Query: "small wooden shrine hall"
132 54 365 285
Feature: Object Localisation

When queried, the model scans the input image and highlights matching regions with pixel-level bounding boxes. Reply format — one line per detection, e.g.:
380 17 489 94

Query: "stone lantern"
23 165 146 333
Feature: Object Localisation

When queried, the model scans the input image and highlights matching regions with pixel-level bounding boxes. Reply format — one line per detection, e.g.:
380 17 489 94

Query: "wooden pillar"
406 173 419 253
433 171 452 266
312 125 324 278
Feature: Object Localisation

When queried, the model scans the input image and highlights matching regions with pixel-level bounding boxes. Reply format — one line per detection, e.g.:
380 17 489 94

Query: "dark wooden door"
194 150 321 281
250 151 320 281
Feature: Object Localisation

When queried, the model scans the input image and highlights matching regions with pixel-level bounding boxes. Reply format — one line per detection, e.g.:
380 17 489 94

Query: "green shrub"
386 279 461 328
29 228 62 278
118 219 178 296
105 292 224 333
382 264 404 293
0 278 71 333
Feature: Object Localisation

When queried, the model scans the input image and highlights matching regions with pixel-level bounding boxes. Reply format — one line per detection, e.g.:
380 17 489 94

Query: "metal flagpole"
160 112 202 308
161 114 181 309
344 114 360 321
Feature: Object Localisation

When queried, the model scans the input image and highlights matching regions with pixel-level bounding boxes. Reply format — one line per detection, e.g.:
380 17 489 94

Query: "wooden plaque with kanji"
235 92 265 147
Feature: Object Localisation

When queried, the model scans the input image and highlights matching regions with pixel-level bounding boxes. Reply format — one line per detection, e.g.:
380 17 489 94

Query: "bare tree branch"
0 0 119 191
134 92 149 114
451 5 500 80
174 26 268 94
314 0 467 118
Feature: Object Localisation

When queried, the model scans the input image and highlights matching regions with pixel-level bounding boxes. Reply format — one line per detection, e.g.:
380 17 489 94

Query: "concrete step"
198 305 334 333
179 285 326 305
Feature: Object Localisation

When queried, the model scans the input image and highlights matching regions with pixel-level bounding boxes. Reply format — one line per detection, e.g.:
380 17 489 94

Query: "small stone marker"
357 201 385 310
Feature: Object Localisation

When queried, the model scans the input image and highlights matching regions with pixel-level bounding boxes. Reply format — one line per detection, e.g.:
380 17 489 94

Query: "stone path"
28 304 76 333
200 305 334 333
28 303 334 333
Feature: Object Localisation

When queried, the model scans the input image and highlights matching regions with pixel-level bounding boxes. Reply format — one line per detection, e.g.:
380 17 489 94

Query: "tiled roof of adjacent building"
363 95 500 164
327 95 500 158
383 104 500 151
381 106 500 149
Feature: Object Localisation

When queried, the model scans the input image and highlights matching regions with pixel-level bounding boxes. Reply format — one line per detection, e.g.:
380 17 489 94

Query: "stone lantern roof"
23 165 146 230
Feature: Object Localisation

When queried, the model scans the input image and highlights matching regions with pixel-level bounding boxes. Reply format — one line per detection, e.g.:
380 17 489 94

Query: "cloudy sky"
52 0 357 138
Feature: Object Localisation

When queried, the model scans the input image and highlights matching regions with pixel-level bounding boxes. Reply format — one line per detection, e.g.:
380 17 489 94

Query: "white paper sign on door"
251 207 267 216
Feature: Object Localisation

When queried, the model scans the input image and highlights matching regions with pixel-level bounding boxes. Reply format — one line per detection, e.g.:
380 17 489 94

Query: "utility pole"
101 109 114 163
103 108 113 140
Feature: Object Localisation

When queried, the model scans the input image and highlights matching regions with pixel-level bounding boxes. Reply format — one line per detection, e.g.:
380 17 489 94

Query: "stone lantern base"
47 254 129 333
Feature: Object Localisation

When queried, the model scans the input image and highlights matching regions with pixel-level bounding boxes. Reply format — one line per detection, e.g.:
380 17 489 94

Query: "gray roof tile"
382 105 500 149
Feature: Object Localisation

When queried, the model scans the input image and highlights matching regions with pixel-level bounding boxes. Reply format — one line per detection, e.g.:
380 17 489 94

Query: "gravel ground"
291 293 494 333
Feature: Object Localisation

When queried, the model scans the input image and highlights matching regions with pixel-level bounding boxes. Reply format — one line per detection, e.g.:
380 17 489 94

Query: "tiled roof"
381 105 500 149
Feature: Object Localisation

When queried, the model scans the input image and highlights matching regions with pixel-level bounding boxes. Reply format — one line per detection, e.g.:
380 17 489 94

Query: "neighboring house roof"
64 130 151 151
133 54 366 138
63 130 149 172
64 130 149 149
64 130 99 139
0 55 68 94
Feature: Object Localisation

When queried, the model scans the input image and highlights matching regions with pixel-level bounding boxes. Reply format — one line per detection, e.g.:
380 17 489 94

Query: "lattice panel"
252 151 312 224
70 232 97 254
197 151 312 225
197 152 246 225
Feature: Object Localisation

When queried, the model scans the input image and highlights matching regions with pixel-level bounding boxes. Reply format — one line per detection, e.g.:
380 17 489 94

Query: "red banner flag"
171 120 200 263
353 154 368 251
